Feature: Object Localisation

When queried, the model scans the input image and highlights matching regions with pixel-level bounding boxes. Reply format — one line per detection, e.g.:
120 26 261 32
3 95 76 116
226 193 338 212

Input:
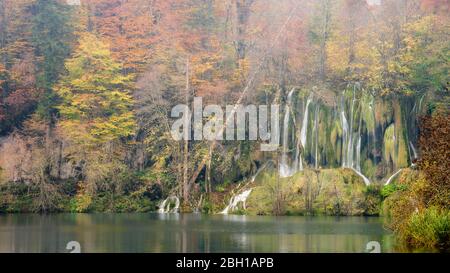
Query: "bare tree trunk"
205 145 213 194
182 58 190 206
57 140 63 179
87 1 94 32
224 0 232 40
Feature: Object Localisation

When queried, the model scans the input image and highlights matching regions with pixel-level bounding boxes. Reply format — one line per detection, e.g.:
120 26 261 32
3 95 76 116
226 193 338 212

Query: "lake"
0 214 396 253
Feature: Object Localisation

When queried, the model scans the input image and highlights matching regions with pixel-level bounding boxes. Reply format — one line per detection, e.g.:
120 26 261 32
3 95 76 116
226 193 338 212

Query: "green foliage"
201 199 213 214
138 169 176 196
363 185 382 216
381 183 408 199
0 183 33 213
402 207 450 251
403 16 449 95
70 192 92 213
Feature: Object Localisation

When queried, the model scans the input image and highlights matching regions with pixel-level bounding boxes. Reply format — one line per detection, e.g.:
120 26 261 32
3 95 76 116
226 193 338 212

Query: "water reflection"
0 214 396 253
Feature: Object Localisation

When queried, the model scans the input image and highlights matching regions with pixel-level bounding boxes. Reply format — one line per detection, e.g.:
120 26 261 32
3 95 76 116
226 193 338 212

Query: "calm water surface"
0 214 396 253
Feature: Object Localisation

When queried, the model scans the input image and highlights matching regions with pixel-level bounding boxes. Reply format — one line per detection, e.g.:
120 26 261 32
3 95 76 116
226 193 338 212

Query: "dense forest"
0 0 449 251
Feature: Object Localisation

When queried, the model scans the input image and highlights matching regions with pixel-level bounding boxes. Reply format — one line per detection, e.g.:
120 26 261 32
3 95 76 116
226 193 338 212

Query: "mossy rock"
245 169 374 216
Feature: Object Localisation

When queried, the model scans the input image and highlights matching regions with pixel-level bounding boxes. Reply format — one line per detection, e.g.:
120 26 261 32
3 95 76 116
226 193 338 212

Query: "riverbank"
0 168 379 215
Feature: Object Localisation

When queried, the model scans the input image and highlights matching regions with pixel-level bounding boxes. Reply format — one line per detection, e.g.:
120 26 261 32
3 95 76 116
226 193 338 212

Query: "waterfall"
409 141 418 160
341 111 349 167
350 168 371 186
158 196 180 213
251 161 272 182
279 88 296 178
385 169 403 186
261 84 408 187
347 91 356 168
219 189 253 215
294 136 302 172
158 199 167 213
340 87 370 185
300 96 312 149
299 95 312 171
356 135 362 172
313 104 319 169
418 94 426 113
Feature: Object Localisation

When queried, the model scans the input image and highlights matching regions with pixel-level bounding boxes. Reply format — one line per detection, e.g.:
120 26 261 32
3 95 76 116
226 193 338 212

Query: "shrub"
70 185 93 213
402 207 450 251
381 183 408 199
363 184 382 216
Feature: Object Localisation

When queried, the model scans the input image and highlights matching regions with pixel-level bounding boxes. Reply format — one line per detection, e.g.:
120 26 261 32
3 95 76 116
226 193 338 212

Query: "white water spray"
280 88 296 178
313 104 319 169
219 189 253 215
409 141 418 160
350 168 371 186
356 135 362 172
300 96 312 149
341 111 349 167
385 169 403 186
158 196 180 213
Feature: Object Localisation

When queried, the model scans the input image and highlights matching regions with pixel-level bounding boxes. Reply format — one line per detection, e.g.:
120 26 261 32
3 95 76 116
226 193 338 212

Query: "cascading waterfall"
279 88 296 178
158 196 180 213
251 161 273 182
409 141 418 160
352 168 371 186
313 104 320 169
298 95 313 171
340 87 371 185
294 136 302 172
385 169 403 186
418 94 426 113
356 136 362 172
341 111 349 167
219 189 253 215
269 84 419 186
221 163 268 215
347 90 356 169
300 96 312 149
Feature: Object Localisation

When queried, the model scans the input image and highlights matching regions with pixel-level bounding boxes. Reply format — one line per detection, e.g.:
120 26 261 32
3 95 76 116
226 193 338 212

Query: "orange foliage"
418 111 450 207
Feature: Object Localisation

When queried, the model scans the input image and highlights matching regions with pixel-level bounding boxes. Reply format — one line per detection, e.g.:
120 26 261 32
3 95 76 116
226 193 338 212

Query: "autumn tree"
56 32 135 194
417 110 450 208
87 0 156 74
